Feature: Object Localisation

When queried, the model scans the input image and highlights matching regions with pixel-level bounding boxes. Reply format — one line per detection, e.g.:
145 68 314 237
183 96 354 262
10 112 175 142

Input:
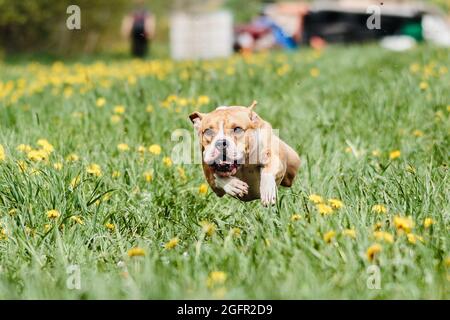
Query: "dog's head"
189 101 260 177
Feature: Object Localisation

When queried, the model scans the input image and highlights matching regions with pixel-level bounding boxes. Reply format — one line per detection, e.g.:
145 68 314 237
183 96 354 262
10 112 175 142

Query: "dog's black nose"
215 139 228 150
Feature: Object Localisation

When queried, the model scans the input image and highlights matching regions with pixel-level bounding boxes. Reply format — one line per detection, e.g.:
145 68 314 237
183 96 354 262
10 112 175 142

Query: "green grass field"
0 45 449 299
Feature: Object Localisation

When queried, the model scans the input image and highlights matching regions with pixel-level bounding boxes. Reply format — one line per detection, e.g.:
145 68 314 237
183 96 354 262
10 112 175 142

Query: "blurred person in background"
121 0 156 57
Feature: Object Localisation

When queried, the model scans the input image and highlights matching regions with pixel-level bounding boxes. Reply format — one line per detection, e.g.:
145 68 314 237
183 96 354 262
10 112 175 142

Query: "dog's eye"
203 128 214 137
233 127 244 134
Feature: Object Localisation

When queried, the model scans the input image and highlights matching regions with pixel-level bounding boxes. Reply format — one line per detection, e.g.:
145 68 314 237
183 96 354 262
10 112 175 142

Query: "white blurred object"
422 14 450 47
380 35 416 51
236 32 254 51
170 10 233 60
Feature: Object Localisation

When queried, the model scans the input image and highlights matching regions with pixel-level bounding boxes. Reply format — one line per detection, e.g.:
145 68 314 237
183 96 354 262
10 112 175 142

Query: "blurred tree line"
0 0 448 55
0 0 277 55
0 0 169 55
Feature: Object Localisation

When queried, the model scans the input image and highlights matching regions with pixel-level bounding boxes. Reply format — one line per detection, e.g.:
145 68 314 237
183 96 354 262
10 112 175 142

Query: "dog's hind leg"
281 146 301 187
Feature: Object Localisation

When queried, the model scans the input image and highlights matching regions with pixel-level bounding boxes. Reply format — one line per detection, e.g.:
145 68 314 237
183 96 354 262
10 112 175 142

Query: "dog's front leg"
214 175 249 198
260 172 277 206
260 155 285 206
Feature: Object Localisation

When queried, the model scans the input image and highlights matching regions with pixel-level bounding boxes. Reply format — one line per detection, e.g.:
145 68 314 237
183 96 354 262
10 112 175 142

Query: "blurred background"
0 0 449 60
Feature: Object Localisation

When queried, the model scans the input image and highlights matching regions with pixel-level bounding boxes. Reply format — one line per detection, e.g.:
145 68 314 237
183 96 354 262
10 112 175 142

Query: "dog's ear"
247 100 259 123
189 111 204 132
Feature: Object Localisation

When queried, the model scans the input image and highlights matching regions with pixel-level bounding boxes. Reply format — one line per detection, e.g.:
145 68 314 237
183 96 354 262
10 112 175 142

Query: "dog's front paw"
260 173 277 206
215 176 249 198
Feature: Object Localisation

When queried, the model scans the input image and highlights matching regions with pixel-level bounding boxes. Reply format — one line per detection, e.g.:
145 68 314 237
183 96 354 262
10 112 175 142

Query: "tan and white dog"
189 101 300 206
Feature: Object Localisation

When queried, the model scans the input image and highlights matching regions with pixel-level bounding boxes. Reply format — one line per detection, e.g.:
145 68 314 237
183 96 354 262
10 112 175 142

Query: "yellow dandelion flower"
198 183 208 194
149 144 162 155
409 63 420 73
8 209 17 216
367 243 382 261
95 194 110 206
435 111 444 121
105 222 115 231
316 203 333 215
231 227 241 237
166 95 179 103
164 237 179 250
66 153 79 162
406 233 424 244
206 271 227 288
373 222 383 231
96 97 106 107
310 68 320 77
445 257 450 268
70 215 84 225
406 165 416 174
127 247 145 257
212 287 227 299
423 218 434 228
0 145 5 161
413 130 424 137
25 226 36 237
43 224 52 232
373 231 394 244
27 149 48 162
113 105 125 114
146 104 154 113
86 163 102 177
53 162 63 170
177 166 186 180
37 139 54 153
46 209 60 219
343 228 356 239
309 194 323 204
291 214 302 221
328 198 344 209
419 81 428 91
17 144 32 153
389 150 401 160
178 98 188 107
372 204 387 214
143 171 153 182
225 66 235 75
162 156 173 167
372 149 381 157
200 221 216 236
70 176 81 188
323 230 336 243
71 111 83 119
137 145 146 154
197 95 210 105
393 215 414 234
110 115 121 124
112 170 121 178
117 143 130 152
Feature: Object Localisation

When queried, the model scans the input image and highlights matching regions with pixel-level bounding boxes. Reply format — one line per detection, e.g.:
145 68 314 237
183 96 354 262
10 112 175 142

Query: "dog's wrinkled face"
190 106 259 177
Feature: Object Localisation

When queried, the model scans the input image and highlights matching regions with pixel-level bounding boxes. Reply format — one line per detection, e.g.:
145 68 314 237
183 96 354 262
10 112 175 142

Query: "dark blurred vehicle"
302 0 425 44
234 0 450 53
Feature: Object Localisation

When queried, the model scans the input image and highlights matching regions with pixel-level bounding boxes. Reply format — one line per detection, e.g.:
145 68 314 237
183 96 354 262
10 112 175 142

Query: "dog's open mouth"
210 160 240 177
